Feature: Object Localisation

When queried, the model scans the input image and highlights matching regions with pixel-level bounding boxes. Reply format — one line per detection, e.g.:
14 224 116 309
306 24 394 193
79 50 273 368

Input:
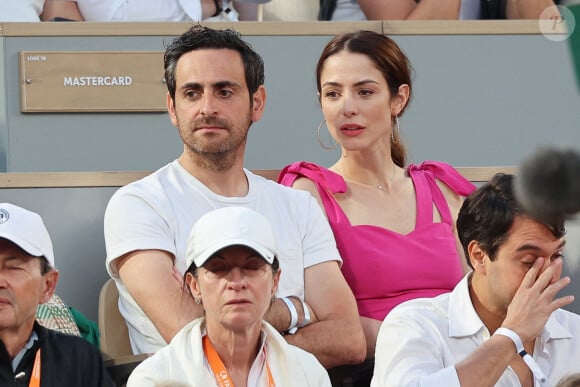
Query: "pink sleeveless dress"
279 161 476 320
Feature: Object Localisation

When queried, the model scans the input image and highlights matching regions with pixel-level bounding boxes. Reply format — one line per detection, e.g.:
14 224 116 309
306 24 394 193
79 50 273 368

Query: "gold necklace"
342 166 397 190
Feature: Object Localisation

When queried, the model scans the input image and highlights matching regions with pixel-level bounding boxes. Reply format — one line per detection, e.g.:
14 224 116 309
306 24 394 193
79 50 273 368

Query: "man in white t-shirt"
103 25 366 369
372 173 580 387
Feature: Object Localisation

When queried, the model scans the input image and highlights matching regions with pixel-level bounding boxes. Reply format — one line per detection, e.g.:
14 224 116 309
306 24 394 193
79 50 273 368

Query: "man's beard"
179 115 251 171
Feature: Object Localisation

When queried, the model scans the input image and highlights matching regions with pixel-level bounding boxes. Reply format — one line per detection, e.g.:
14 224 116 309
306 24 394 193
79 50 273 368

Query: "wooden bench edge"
0 167 517 189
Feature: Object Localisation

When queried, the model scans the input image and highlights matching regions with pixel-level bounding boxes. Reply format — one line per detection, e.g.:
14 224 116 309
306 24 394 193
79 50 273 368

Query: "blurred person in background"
1 0 45 21
41 0 269 22
318 0 560 20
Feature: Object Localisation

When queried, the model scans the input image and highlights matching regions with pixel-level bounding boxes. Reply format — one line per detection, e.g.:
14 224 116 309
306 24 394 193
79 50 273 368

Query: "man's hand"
502 257 574 343
456 257 574 386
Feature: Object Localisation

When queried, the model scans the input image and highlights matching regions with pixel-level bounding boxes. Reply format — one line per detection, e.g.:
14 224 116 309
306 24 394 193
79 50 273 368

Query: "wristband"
281 297 298 334
494 327 547 383
211 0 222 17
298 299 311 328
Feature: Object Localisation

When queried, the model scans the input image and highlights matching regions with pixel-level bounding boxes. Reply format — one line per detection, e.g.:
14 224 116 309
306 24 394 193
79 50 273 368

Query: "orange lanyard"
202 335 275 387
28 349 41 387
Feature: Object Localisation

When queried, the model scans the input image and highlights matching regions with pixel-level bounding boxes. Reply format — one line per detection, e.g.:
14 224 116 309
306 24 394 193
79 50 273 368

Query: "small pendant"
376 185 384 190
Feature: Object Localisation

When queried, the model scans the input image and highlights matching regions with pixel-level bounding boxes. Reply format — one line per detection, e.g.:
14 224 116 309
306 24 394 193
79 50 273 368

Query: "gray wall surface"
3 34 580 172
1 24 579 321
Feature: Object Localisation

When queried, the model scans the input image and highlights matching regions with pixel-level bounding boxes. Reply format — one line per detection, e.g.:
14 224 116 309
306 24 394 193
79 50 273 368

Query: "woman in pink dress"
279 30 476 386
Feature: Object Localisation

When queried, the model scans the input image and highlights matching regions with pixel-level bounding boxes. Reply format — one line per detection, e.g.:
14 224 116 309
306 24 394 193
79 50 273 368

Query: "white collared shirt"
12 331 38 372
372 274 580 387
127 317 331 387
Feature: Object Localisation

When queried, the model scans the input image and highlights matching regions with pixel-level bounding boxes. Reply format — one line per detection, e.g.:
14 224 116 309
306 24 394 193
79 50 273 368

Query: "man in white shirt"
103 25 365 369
372 173 580 387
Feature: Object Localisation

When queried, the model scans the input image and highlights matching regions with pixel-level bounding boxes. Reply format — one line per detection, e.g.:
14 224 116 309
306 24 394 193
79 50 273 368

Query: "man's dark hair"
164 25 265 102
457 173 565 269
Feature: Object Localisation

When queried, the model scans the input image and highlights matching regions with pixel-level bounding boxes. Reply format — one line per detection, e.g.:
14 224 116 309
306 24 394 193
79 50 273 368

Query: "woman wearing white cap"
127 206 331 387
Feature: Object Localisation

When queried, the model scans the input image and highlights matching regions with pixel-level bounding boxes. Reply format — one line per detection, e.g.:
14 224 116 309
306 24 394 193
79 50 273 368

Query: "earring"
392 115 400 144
317 120 337 150
194 296 201 305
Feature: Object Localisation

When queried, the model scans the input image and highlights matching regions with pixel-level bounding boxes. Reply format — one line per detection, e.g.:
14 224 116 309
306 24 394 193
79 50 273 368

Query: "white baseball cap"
185 207 278 269
0 203 55 267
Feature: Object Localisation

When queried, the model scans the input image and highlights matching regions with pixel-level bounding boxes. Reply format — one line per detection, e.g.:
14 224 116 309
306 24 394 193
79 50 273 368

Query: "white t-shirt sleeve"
372 305 461 387
301 193 342 268
104 185 176 276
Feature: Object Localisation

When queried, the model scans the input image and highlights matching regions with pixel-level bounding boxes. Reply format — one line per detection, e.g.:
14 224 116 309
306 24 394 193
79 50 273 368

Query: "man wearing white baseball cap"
128 207 331 386
0 203 113 386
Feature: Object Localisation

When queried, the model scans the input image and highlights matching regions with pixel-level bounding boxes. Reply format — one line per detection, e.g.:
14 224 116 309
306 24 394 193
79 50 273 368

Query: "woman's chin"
219 312 261 332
